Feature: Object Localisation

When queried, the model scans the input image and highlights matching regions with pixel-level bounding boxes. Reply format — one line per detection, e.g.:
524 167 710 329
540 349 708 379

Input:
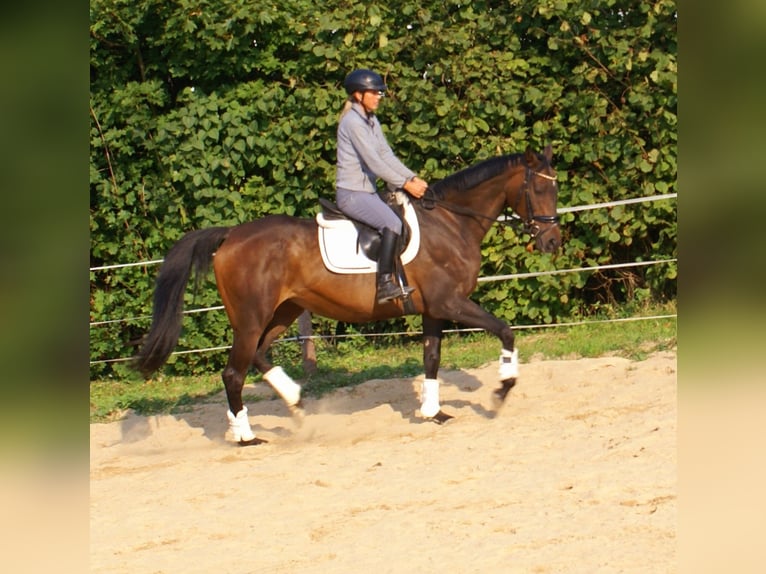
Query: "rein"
419 167 560 239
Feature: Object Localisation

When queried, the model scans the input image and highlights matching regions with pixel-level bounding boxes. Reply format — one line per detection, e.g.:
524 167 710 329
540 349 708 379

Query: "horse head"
513 145 562 253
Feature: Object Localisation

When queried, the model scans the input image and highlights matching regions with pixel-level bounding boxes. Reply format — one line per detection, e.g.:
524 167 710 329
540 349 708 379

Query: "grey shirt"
335 102 415 194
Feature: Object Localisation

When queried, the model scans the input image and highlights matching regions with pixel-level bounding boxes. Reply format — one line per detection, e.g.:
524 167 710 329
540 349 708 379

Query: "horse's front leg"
420 316 453 423
431 297 519 406
477 317 519 405
494 326 518 403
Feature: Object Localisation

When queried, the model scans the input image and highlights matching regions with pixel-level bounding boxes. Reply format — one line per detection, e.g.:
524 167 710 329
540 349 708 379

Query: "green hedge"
90 0 677 378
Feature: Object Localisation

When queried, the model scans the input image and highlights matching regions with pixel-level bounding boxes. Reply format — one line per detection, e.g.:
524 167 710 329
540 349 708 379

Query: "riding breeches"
335 188 402 235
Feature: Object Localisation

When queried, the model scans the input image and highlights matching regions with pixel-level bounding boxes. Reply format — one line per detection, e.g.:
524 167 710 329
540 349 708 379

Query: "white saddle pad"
316 195 420 274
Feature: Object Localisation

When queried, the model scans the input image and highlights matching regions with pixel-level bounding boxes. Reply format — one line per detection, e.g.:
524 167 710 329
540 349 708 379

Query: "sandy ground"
90 351 676 573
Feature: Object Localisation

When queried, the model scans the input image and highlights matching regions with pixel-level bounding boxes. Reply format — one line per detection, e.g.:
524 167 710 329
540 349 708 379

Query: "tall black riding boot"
376 228 415 304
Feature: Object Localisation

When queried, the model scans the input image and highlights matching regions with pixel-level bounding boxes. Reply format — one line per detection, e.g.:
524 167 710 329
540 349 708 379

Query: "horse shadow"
299 364 500 424
429 370 502 421
115 364 502 445
114 383 294 445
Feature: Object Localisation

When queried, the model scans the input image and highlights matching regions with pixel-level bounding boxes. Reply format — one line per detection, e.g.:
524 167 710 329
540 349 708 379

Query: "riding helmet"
344 69 387 95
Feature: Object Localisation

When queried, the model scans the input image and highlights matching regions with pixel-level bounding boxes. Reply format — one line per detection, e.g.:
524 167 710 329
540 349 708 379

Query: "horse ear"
524 146 537 167
543 144 553 163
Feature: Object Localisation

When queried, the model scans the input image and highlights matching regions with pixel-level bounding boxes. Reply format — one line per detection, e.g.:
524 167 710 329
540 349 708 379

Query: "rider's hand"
404 176 428 199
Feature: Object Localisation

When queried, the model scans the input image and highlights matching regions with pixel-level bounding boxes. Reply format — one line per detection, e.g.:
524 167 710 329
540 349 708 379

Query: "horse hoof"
492 378 517 408
427 410 454 425
289 401 305 425
238 437 268 446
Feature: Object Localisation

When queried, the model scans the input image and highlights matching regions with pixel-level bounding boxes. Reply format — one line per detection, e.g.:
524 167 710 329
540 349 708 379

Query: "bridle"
419 165 560 240
515 166 560 240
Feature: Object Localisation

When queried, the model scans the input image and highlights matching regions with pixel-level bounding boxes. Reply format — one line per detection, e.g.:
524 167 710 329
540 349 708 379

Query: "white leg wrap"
264 366 301 406
227 406 256 442
498 348 519 379
420 378 441 418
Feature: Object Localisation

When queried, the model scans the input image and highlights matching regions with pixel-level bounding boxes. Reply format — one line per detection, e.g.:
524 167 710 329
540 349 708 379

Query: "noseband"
517 167 560 240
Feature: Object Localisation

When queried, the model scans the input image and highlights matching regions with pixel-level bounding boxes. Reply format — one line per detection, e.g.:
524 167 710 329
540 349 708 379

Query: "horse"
134 145 562 445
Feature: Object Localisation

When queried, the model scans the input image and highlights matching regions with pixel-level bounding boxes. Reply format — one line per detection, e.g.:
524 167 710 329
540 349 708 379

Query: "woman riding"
335 68 429 304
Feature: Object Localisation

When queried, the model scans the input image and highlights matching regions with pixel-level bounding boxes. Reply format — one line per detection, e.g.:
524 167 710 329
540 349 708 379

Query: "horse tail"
133 227 230 377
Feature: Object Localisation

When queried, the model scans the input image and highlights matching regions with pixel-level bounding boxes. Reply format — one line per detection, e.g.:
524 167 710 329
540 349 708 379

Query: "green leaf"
369 12 382 27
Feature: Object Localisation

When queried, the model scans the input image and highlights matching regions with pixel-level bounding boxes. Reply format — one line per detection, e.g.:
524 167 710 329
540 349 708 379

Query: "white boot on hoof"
227 406 256 443
419 378 441 418
498 348 519 380
264 366 302 408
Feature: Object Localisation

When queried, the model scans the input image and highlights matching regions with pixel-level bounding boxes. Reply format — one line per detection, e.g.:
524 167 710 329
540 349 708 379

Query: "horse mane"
430 153 525 197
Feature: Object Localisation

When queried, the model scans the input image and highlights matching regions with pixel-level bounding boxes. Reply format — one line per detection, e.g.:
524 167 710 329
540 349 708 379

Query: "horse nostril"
535 226 562 252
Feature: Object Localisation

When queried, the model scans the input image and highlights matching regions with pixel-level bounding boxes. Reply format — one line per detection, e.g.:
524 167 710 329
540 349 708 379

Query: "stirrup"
377 283 415 303
399 285 415 299
377 286 402 303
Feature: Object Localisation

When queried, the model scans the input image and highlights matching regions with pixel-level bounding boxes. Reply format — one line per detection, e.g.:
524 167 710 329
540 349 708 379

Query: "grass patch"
90 302 676 423
520 310 677 362
90 373 230 423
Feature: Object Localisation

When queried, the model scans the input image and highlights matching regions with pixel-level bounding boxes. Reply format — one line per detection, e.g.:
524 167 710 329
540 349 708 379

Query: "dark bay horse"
135 145 562 444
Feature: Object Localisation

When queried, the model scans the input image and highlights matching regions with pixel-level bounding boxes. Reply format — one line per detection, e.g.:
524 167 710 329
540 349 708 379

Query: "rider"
336 68 429 304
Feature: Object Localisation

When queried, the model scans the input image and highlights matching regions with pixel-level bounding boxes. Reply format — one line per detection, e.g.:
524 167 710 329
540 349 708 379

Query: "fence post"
298 310 317 375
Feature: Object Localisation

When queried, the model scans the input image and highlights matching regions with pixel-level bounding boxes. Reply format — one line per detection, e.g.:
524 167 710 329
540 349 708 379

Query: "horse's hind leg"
223 331 266 445
252 301 305 414
420 316 453 423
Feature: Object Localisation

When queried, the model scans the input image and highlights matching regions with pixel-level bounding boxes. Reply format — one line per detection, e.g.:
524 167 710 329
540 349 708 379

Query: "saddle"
315 191 420 275
317 197 411 261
